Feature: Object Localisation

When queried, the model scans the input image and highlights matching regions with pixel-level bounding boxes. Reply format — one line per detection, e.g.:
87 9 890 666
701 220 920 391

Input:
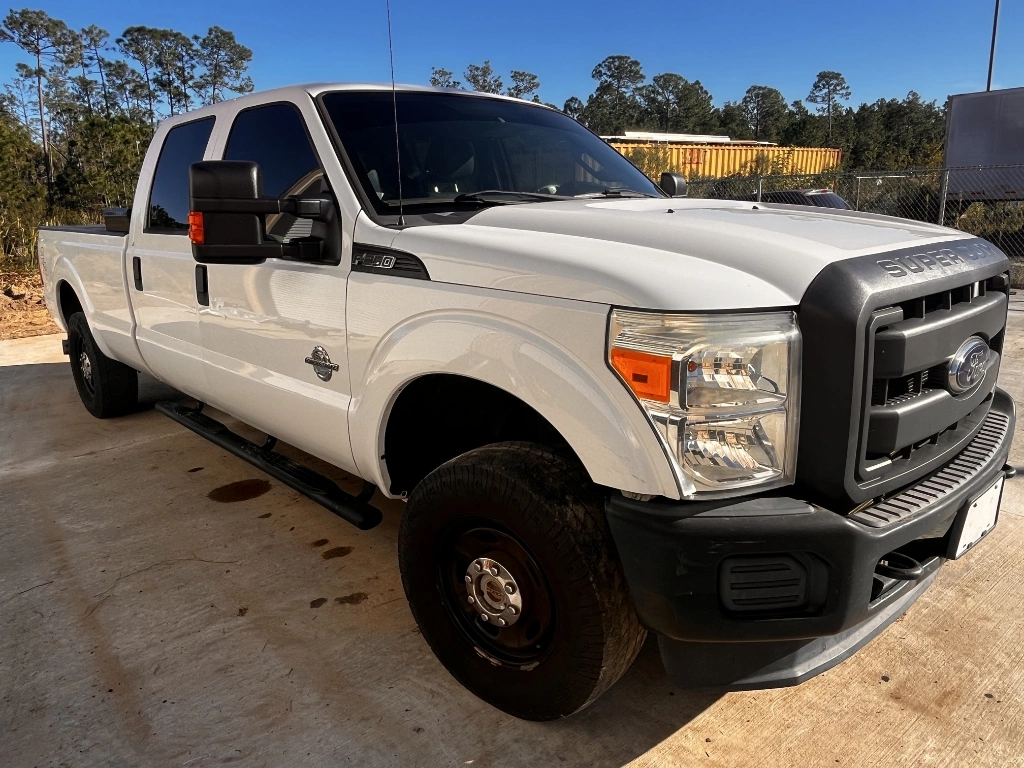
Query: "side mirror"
188 160 335 265
660 172 687 198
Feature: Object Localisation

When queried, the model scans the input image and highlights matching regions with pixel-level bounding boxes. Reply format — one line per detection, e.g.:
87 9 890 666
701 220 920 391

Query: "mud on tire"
398 441 646 721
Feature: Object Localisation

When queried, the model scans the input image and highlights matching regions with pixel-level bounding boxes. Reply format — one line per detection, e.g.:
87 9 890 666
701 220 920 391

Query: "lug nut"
508 605 518 615
473 562 481 572
467 596 475 604
505 583 515 595
464 575 471 583
497 618 507 627
480 614 489 622
489 567 499 577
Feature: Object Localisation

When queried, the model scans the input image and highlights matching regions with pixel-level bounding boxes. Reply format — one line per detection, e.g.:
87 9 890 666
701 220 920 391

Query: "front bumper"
606 387 1015 689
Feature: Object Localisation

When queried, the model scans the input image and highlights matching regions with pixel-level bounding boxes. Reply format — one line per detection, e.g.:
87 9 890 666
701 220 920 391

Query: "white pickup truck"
38 83 1015 721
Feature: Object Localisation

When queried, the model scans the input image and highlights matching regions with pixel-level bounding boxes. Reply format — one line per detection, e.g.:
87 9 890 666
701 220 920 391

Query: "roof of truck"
160 83 545 129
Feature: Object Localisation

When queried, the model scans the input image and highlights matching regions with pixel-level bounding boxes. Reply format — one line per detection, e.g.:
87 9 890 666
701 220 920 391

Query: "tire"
67 312 138 418
399 442 646 721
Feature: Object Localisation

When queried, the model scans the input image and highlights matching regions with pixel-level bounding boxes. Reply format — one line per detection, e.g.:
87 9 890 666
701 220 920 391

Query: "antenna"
386 0 404 226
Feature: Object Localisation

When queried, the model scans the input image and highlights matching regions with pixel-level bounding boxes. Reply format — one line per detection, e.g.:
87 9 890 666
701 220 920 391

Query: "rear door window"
147 117 215 231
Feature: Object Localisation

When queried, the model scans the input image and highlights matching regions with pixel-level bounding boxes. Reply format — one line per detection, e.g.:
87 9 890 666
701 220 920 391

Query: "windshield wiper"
451 190 567 205
573 189 659 199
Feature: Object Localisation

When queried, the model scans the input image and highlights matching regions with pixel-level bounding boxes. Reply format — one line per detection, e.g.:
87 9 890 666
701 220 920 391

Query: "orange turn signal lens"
610 348 672 403
188 211 205 244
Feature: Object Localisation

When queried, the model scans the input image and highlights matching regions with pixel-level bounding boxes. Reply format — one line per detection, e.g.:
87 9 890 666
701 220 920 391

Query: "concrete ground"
2 299 1024 768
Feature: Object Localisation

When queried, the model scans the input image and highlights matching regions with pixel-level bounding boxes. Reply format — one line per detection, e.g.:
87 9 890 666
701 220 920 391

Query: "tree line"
0 8 253 269
0 9 950 272
432 55 946 171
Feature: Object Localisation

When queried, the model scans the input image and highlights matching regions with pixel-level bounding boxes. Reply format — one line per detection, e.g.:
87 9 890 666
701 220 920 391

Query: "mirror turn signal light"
188 211 205 245
610 347 672 403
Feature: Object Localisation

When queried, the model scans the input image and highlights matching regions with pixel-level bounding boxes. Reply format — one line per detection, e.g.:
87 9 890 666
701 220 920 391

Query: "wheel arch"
347 310 680 500
57 279 84 328
382 373 583 496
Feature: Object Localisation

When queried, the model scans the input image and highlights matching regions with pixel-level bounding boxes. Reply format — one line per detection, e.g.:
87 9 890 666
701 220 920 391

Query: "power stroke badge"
304 345 340 382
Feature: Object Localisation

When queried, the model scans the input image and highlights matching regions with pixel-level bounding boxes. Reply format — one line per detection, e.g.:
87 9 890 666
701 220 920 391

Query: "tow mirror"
188 160 335 265
660 172 687 198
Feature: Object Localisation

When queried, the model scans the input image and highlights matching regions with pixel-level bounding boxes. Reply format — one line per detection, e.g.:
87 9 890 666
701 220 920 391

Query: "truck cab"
38 84 1015 721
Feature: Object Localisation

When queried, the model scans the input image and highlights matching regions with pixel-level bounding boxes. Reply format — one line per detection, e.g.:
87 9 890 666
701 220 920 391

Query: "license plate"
952 477 1004 559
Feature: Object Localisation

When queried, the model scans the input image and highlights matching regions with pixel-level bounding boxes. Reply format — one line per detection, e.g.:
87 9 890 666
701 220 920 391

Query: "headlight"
609 310 801 497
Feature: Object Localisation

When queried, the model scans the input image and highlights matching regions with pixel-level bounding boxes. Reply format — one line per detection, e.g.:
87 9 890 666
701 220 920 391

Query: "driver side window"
224 102 324 241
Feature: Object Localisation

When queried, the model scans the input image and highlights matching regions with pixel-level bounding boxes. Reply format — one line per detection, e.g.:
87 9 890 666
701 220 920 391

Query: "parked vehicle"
38 84 1015 721
739 187 851 208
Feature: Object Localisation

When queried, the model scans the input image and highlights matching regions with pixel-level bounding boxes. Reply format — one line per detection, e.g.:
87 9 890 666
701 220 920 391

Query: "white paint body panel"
190 90 366 475
344 269 679 497
35 83 984 502
123 114 220 400
391 198 974 310
38 227 144 369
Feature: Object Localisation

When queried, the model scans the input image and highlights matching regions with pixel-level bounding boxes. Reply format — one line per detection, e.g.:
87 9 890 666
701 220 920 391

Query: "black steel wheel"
399 442 646 720
67 312 138 418
436 519 557 669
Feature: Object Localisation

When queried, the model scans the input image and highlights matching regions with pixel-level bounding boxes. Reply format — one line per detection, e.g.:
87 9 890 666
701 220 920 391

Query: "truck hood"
387 198 974 310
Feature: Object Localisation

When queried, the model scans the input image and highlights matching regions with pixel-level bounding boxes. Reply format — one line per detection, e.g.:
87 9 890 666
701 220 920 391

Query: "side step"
155 401 383 530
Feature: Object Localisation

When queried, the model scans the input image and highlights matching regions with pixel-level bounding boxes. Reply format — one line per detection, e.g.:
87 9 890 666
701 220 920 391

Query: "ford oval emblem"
947 336 989 394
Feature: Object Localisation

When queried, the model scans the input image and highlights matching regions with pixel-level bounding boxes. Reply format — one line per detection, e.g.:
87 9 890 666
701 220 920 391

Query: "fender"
346 299 681 500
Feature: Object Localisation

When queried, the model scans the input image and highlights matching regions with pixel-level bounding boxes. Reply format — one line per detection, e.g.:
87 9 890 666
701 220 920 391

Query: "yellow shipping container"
608 142 842 180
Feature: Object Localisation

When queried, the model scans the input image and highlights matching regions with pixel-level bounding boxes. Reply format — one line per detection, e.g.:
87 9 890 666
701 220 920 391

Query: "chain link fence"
687 165 1024 286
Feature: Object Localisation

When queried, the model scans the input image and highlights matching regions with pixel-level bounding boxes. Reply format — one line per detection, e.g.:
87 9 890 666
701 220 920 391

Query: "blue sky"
1 0 1019 110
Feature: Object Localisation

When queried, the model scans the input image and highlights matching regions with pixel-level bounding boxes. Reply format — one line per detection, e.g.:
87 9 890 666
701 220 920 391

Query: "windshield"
320 91 662 213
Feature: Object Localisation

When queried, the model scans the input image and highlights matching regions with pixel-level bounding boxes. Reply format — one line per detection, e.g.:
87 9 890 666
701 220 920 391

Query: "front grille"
859 274 1006 483
796 238 1010 505
850 406 1011 527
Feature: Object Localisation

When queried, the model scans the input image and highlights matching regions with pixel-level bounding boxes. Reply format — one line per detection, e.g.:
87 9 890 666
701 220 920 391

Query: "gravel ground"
0 270 60 341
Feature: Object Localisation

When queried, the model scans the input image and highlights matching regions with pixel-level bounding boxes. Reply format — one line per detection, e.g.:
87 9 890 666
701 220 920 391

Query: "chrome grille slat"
850 409 1011 528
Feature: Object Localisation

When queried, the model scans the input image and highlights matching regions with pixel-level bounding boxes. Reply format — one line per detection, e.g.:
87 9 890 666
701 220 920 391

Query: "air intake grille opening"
719 555 808 614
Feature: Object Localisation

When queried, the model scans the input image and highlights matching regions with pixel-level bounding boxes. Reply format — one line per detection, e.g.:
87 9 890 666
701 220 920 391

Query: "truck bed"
37 226 140 369
39 224 111 235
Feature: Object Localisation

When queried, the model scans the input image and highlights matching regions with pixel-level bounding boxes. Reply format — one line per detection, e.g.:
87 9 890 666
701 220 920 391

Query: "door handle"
195 264 209 307
132 256 143 291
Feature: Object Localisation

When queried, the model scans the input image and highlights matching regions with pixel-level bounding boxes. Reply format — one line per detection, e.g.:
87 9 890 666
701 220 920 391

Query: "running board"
155 401 382 530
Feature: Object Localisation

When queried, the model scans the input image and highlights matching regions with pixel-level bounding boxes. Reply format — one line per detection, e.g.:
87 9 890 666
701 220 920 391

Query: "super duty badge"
877 240 1003 278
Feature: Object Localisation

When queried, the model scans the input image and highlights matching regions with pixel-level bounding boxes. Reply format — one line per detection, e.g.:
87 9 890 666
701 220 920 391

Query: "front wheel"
399 442 646 721
67 312 138 418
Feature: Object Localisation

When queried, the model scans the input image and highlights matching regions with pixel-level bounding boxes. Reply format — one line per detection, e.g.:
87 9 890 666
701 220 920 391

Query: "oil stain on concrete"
335 592 368 605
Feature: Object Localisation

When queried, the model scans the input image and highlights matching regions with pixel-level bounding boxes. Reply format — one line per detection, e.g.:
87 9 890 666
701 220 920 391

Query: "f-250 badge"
304 345 340 382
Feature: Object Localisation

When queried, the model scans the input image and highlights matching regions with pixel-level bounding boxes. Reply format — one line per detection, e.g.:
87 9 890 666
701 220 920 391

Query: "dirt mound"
0 271 60 341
